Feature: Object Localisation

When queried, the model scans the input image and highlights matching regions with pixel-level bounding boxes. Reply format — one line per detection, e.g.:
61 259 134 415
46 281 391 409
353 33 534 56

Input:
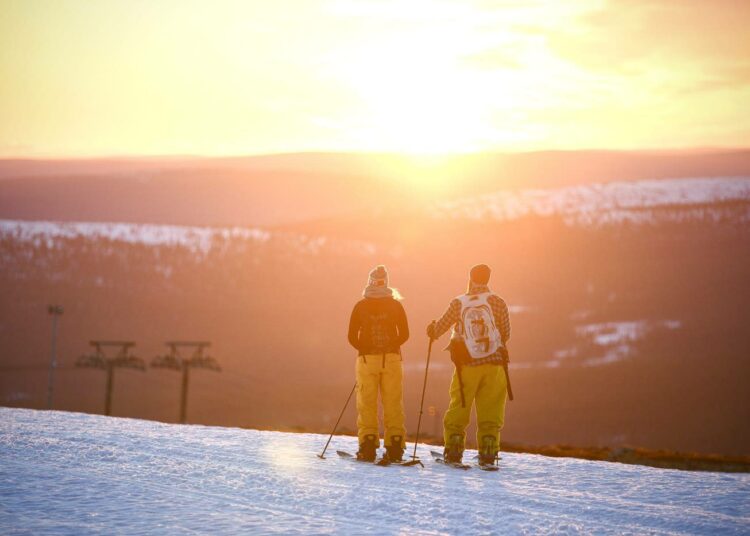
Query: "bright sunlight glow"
0 0 748 157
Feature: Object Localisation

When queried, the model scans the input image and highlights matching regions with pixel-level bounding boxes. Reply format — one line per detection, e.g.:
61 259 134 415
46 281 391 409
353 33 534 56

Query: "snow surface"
433 177 750 226
2 408 748 535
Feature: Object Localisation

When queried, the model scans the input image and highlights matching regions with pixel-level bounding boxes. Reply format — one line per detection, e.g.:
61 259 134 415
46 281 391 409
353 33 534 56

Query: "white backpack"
452 292 501 359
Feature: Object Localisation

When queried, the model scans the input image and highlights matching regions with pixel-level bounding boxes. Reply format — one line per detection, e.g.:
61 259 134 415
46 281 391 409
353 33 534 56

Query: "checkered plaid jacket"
429 284 511 366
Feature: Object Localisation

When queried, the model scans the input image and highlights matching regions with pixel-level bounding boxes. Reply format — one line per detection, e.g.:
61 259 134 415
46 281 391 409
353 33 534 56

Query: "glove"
426 321 436 339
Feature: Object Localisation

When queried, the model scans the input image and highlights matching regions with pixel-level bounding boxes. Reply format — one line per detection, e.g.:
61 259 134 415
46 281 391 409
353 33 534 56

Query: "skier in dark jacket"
348 265 409 462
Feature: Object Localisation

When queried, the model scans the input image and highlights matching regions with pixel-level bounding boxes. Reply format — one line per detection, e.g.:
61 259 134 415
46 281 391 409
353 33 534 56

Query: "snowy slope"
1 409 748 535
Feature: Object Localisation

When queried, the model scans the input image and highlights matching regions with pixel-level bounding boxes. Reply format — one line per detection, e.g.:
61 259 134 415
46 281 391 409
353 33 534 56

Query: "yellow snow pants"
443 363 507 451
355 353 406 447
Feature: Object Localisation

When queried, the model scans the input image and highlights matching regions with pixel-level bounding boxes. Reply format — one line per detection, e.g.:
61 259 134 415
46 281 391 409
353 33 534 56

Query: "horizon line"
1 145 749 162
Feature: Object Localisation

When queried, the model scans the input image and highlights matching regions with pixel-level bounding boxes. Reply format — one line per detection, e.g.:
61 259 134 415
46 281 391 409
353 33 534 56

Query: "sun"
329 34 504 155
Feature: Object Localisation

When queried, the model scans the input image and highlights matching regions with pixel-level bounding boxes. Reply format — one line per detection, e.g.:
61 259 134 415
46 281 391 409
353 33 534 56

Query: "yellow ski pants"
355 353 406 447
443 363 507 451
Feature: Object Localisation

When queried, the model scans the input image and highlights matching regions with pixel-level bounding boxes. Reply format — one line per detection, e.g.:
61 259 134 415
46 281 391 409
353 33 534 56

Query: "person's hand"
426 321 436 339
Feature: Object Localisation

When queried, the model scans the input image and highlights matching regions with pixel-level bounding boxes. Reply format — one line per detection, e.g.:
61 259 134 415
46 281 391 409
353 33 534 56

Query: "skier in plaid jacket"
426 264 511 465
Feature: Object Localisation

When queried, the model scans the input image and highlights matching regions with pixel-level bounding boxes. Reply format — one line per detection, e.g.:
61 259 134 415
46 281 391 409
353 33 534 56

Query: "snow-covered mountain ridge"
0 219 378 257
3 178 749 254
1 408 748 535
433 177 750 226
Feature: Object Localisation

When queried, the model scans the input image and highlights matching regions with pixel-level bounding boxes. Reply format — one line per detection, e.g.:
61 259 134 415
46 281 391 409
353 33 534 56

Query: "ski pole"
405 336 434 467
317 381 357 459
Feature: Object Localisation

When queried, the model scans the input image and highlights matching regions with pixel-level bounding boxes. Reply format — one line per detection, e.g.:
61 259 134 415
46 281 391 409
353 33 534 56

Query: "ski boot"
356 434 378 462
479 435 499 466
385 435 404 463
443 433 464 464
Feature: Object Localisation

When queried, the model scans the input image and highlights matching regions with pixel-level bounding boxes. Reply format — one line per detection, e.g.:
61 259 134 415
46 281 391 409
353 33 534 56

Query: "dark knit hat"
469 264 491 285
368 265 388 287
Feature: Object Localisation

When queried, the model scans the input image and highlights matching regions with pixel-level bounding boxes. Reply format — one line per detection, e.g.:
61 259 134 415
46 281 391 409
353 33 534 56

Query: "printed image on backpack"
465 306 492 352
457 293 501 359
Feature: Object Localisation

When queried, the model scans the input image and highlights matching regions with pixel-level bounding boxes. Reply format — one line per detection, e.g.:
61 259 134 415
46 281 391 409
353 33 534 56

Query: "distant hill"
1 149 749 226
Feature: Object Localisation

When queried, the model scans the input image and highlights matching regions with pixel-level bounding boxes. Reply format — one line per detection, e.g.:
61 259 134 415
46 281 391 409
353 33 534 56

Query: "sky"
0 0 748 157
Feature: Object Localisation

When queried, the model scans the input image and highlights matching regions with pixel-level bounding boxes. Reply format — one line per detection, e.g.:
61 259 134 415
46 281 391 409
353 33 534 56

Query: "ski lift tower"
76 341 146 416
151 341 220 424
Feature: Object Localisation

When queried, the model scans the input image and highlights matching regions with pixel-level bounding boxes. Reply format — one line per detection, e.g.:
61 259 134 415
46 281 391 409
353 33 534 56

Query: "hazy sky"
1 0 748 157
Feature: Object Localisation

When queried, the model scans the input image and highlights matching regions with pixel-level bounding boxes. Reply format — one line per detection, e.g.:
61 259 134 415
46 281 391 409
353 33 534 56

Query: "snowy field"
1 408 748 535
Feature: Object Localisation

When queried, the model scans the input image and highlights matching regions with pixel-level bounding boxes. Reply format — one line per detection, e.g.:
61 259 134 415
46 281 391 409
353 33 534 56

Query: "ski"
376 456 413 467
336 450 409 467
471 455 501 471
476 462 500 472
430 450 499 471
429 450 471 470
472 454 503 462
336 450 362 461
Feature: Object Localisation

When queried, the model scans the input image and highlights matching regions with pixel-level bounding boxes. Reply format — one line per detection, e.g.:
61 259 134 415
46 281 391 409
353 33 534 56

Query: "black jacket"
348 297 409 355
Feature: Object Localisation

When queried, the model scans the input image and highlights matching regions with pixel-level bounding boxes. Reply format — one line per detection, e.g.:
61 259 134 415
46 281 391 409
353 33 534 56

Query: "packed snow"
1 408 748 535
433 177 750 226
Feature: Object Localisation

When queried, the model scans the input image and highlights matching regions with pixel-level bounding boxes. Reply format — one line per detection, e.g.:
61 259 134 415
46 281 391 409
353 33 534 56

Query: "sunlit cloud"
0 0 747 157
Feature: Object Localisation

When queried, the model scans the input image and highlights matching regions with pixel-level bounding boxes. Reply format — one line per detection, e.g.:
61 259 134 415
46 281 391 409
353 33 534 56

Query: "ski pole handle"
426 320 436 340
